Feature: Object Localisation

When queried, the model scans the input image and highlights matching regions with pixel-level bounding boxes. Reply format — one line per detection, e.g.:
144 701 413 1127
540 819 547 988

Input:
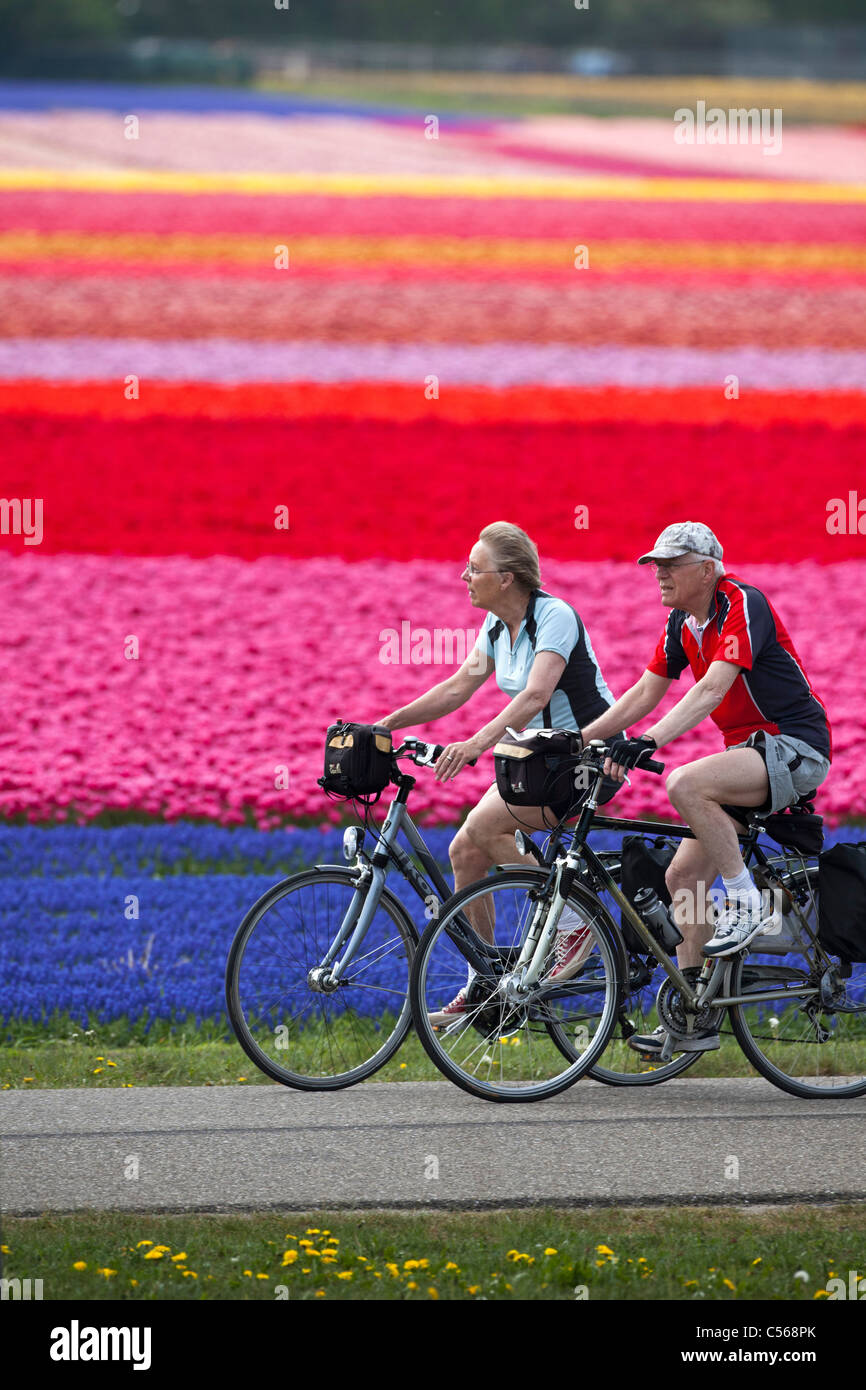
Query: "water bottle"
632 886 683 953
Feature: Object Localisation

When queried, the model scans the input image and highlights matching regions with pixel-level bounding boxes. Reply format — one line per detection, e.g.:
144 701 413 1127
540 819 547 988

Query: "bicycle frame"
458 752 826 1028
553 761 826 1021
318 767 454 985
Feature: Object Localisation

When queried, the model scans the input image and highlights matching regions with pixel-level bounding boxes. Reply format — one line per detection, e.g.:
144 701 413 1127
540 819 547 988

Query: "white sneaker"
703 898 781 957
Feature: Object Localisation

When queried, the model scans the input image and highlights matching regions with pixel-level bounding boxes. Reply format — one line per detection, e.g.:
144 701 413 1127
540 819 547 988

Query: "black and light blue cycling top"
474 588 615 731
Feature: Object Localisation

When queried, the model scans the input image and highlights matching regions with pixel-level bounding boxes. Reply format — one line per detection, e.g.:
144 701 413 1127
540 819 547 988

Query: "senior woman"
378 521 620 1020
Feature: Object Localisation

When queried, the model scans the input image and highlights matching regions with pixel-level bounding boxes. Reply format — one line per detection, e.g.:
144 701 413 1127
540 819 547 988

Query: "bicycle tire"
729 866 866 1099
226 866 417 1091
409 869 620 1103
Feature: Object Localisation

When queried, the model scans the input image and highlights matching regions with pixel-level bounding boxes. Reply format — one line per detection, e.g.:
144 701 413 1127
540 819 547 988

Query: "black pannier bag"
619 834 678 954
493 728 584 815
818 842 866 964
319 722 393 799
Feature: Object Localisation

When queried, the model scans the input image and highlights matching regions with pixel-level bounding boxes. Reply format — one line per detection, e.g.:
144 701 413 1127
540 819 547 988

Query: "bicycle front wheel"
410 870 620 1102
729 867 866 1098
226 866 417 1090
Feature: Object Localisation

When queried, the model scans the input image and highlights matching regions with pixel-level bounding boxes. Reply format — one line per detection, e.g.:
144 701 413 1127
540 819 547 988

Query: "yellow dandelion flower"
182 1271 198 1279
284 1233 297 1241
306 1228 321 1235
95 1056 104 1061
22 1076 34 1082
684 1279 698 1287
315 1289 325 1298
544 1248 558 1256
130 1279 138 1286
96 1268 117 1278
428 1287 439 1299
337 1271 353 1281
256 1273 269 1280
505 1282 513 1291
136 1241 153 1248
407 1281 418 1290
597 1245 614 1256
243 1269 252 1278
723 1278 736 1291
752 1257 762 1266
0 1245 8 1254
468 1285 480 1294
400 1063 407 1069
107 1061 117 1067
143 1250 164 1260
92 1068 103 1075
281 1250 298 1266
321 1257 337 1264
72 1261 87 1271
814 1290 829 1299
386 1262 400 1277
171 1252 188 1263
444 1262 459 1272
404 1259 421 1270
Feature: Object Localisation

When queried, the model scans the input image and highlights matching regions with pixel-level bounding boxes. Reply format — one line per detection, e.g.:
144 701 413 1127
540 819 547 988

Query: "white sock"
557 905 588 934
722 867 762 915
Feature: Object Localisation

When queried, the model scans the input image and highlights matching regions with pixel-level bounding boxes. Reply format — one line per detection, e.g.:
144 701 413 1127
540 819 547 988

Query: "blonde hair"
478 522 541 593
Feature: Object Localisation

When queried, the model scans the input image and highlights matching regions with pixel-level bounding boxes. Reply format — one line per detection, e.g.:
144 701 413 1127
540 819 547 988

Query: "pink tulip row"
0 554 859 826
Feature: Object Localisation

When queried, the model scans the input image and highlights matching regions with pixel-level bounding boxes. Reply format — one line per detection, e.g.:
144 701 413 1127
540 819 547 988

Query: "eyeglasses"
463 562 505 577
650 558 707 574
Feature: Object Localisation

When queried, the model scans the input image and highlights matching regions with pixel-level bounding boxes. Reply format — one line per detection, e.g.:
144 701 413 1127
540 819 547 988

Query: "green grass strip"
2 1206 862 1301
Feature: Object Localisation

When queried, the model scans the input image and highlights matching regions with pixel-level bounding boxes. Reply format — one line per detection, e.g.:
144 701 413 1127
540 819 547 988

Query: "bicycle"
409 740 866 1102
225 736 464 1091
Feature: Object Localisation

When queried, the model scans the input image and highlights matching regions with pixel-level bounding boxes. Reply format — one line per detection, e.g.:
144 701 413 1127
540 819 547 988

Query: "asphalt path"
2 1078 866 1215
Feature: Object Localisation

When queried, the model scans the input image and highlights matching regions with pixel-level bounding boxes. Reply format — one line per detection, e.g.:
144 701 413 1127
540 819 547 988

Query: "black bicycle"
226 737 461 1091
410 740 866 1102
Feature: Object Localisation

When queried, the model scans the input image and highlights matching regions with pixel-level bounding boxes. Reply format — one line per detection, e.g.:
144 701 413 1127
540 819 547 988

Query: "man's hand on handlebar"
604 734 659 782
434 737 483 782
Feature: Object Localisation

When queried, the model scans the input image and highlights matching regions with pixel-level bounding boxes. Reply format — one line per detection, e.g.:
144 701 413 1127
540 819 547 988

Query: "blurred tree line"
1 0 864 53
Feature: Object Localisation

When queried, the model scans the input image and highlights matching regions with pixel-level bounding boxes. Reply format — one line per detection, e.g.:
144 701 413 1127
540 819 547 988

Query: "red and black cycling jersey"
646 574 831 758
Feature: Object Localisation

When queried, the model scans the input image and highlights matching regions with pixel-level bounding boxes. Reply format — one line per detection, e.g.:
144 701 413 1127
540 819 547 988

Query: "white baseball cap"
638 522 723 565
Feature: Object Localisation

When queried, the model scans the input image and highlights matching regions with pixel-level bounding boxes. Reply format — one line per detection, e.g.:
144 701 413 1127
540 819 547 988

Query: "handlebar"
395 737 477 769
583 739 665 776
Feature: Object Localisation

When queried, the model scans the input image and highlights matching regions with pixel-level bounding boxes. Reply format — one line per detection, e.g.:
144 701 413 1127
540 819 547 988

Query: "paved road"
2 1078 865 1215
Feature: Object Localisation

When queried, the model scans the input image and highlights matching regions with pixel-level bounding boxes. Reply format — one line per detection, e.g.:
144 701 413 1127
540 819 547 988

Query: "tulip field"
0 80 864 1042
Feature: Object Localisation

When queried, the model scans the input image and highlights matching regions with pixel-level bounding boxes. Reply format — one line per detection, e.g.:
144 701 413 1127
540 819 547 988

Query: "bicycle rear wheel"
729 867 866 1098
226 866 417 1090
410 870 620 1102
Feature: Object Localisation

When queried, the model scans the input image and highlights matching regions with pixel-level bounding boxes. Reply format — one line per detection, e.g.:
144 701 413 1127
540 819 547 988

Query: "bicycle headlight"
342 827 364 861
514 830 529 857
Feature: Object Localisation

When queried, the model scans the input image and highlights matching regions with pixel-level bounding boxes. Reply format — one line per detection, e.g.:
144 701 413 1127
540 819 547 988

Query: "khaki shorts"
727 730 830 815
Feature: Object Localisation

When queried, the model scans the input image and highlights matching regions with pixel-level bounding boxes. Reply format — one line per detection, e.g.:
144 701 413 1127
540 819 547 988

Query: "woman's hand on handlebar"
434 737 483 782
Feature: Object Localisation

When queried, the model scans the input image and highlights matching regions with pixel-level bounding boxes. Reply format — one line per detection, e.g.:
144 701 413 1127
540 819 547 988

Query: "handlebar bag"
319 722 393 798
493 728 583 813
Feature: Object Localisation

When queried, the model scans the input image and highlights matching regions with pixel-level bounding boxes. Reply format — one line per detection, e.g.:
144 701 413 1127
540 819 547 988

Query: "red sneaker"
549 923 594 980
428 988 469 1026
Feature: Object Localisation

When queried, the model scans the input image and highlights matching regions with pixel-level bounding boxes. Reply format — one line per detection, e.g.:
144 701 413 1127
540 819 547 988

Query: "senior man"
579 522 831 1055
